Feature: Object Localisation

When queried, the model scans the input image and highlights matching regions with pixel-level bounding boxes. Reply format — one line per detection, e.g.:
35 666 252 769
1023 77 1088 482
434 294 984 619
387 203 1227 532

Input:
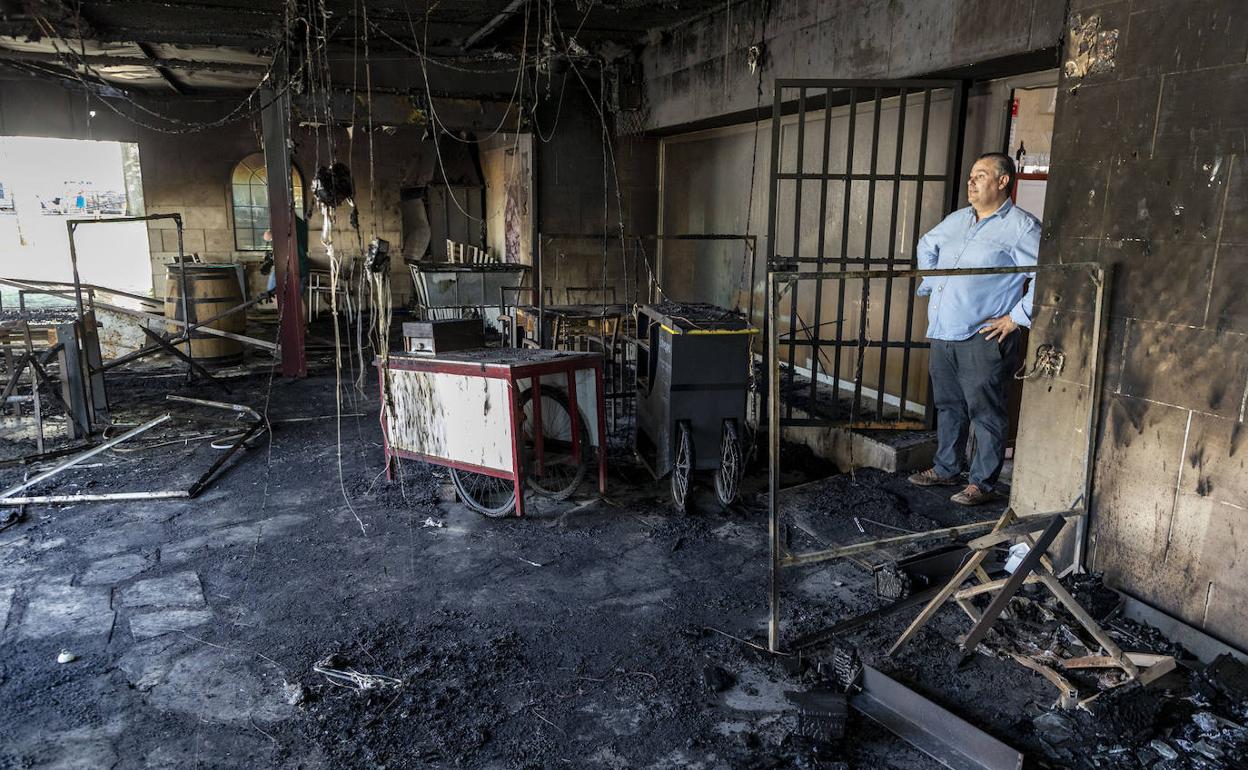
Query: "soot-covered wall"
1012 0 1248 648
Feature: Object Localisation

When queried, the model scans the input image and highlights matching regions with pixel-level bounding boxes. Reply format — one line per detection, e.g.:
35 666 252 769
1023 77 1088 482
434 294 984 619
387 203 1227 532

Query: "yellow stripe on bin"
659 324 760 336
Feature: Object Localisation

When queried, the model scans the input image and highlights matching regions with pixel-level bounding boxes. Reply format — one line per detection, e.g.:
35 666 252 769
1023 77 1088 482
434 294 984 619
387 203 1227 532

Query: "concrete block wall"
639 0 1065 132
1011 0 1248 648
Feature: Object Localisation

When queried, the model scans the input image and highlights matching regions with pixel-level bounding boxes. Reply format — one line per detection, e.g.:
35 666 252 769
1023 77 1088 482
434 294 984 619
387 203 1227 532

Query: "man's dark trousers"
928 332 1020 492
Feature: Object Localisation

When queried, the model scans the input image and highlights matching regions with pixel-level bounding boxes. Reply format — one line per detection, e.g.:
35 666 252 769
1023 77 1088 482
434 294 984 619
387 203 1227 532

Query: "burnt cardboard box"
401 319 485 355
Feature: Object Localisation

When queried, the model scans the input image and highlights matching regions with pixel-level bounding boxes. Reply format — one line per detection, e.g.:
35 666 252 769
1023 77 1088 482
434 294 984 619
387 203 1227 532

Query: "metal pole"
0 414 171 500
63 220 95 431
898 88 933 421
166 394 261 421
1076 265 1111 571
767 272 783 653
188 418 265 497
2 490 190 505
807 91 833 415
20 320 44 453
65 221 86 321
832 87 859 399
261 47 306 377
537 235 546 348
174 215 193 378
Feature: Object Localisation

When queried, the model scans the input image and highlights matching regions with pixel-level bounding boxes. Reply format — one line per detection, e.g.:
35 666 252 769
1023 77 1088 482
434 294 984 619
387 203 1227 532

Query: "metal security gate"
760 79 1117 652
764 79 967 428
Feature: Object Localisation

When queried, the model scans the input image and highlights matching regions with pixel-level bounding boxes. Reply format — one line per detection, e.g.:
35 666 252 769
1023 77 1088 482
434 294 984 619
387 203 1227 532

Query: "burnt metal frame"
766 262 1111 651
764 79 967 428
376 353 609 518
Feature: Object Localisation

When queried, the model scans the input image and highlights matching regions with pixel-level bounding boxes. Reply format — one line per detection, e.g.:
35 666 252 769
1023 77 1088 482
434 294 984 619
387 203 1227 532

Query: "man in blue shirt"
907 153 1039 505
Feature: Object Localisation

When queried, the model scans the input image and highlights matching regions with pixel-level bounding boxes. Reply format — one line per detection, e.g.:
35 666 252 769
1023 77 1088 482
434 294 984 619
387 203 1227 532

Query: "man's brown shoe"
907 468 960 487
951 484 994 506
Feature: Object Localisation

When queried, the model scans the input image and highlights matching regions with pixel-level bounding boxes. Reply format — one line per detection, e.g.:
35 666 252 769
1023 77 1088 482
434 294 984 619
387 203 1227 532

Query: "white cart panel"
385 368 515 472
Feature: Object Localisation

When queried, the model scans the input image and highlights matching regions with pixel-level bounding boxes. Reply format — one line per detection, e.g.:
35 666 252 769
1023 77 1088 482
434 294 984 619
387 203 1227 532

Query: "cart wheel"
520 385 590 500
714 419 742 507
671 421 693 512
450 469 517 518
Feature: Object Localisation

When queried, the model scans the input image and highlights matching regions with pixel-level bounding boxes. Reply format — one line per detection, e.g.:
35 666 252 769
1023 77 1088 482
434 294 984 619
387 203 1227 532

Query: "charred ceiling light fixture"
313 162 353 208
367 237 391 273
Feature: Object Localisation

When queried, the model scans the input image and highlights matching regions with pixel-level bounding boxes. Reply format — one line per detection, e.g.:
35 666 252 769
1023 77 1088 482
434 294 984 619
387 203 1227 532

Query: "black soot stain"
1196 476 1214 497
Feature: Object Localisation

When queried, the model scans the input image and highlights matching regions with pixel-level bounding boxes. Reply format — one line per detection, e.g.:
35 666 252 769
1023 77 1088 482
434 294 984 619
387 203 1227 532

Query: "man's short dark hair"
977 152 1016 185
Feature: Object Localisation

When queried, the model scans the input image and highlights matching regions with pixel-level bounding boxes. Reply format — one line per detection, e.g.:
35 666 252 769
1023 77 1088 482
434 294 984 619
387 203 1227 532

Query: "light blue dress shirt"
916 198 1040 341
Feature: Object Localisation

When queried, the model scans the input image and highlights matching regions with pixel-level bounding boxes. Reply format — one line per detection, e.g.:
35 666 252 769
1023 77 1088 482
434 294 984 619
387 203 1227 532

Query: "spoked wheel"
450 468 517 518
520 385 590 501
714 419 742 508
671 421 693 512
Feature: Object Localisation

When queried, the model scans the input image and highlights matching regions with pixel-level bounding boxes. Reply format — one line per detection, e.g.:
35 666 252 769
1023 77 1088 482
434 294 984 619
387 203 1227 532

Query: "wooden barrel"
164 263 246 365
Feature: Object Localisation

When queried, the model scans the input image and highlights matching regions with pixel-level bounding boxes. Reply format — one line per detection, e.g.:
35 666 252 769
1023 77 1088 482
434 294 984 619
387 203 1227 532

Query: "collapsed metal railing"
766 261 1111 651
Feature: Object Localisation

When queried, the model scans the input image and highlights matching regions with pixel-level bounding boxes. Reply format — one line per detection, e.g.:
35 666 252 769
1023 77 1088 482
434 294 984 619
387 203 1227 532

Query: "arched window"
231 153 304 251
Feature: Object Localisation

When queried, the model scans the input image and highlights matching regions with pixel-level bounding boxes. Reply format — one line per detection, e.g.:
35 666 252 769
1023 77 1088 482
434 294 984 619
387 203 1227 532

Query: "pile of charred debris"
775 564 1248 770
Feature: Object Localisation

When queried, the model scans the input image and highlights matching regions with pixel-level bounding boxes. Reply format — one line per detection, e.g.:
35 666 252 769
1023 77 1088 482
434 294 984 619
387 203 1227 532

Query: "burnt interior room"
1 1 1247 768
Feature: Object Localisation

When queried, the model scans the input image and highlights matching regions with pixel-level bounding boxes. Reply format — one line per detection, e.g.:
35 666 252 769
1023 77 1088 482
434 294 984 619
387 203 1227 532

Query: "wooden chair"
888 509 1174 709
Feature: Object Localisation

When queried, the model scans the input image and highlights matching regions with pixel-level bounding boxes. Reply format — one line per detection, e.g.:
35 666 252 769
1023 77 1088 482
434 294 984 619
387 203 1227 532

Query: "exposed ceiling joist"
0 47 266 73
462 0 526 51
135 41 187 93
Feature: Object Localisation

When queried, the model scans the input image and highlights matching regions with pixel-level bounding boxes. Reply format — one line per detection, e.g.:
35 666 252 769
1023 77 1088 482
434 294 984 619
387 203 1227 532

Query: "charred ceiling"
0 0 730 96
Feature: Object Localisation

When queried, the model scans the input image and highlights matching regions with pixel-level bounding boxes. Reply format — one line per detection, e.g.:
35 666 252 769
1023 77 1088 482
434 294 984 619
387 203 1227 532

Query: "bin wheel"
450 468 517 518
714 419 742 507
520 385 590 500
671 421 693 512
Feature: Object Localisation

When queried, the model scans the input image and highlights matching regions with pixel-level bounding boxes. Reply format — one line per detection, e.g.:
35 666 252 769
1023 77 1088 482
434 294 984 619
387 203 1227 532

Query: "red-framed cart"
376 349 608 517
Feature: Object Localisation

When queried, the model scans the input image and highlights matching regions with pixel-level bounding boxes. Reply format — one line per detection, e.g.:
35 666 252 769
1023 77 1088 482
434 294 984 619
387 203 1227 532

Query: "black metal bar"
0 353 30 405
898 89 934 419
28 357 88 435
65 214 183 226
767 78 962 89
781 417 929 430
101 291 269 372
786 88 807 420
0 441 98 469
808 90 835 413
774 172 948 182
777 338 932 349
773 264 1081 281
65 221 86 320
763 82 785 424
140 328 231 393
850 90 883 426
768 272 783 652
960 516 1066 653
542 232 756 242
945 81 971 217
187 418 266 498
876 88 909 420
831 87 858 396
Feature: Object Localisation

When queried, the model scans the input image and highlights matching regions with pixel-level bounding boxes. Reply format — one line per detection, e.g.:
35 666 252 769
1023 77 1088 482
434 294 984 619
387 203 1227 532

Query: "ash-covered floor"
1 360 1245 769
